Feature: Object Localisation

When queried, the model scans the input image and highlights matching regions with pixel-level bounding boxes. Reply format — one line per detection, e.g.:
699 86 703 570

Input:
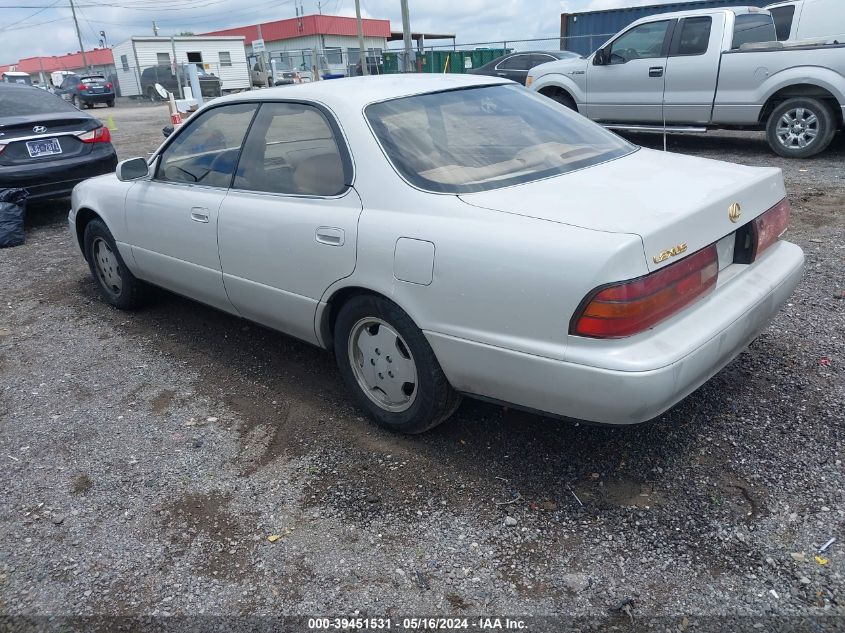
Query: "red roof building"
202 14 391 42
0 48 114 75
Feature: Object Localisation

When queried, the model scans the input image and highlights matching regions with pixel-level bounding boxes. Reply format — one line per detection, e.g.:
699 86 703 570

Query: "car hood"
459 148 786 272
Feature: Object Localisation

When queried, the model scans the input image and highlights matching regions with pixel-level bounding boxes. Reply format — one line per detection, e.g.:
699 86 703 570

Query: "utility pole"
257 22 269 86
69 0 89 72
152 21 159 36
354 0 367 75
400 0 412 73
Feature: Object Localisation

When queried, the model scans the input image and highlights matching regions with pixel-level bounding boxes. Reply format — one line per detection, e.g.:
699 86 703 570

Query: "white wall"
112 37 251 96
113 40 139 96
248 35 388 75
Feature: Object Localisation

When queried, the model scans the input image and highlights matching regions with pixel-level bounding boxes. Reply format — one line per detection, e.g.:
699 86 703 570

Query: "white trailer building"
112 36 250 97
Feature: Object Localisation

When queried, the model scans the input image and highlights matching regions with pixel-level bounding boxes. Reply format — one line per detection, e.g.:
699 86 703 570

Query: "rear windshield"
0 86 78 116
80 76 105 82
732 13 778 49
366 85 634 194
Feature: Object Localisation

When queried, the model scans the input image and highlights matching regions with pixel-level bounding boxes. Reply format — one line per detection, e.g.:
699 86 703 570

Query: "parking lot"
1 99 843 627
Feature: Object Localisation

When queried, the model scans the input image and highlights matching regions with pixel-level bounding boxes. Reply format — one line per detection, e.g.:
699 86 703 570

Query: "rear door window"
233 102 350 197
672 17 712 56
497 55 533 71
732 14 777 49
770 6 796 40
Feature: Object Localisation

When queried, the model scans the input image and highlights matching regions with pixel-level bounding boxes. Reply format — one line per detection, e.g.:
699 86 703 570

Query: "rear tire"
83 219 148 310
766 97 836 158
334 295 461 434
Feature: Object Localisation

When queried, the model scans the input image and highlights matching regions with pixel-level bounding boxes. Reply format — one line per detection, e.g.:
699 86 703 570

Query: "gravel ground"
0 101 843 631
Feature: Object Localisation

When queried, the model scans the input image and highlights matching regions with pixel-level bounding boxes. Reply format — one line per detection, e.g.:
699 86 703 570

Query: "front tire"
766 97 836 158
334 295 461 434
83 219 147 310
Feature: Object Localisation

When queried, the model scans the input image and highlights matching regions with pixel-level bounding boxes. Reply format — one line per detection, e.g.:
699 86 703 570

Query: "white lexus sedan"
69 75 804 434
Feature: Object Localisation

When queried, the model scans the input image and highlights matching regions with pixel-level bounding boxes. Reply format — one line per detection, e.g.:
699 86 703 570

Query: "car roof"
218 74 509 110
630 5 766 22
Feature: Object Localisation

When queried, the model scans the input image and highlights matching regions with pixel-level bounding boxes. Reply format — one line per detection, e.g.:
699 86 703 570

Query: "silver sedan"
69 75 804 433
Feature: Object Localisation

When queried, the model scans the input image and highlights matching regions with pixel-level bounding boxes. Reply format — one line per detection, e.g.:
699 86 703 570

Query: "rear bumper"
0 145 117 201
426 241 805 425
78 91 115 103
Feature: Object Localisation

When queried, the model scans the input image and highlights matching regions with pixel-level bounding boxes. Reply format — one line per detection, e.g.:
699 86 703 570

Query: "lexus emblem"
728 202 742 223
33 125 47 134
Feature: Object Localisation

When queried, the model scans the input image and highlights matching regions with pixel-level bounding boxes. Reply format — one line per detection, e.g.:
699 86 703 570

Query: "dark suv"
57 74 115 108
139 65 222 101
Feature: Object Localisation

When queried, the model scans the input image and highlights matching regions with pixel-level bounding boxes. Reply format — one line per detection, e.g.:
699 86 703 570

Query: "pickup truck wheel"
767 97 836 158
544 89 577 111
83 219 148 310
334 295 461 434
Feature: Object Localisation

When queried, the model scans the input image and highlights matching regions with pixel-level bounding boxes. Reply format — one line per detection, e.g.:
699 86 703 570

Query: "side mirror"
116 157 149 181
593 47 609 66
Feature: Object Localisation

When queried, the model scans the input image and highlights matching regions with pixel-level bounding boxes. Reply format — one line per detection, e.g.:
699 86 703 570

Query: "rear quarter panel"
713 46 845 124
324 187 646 362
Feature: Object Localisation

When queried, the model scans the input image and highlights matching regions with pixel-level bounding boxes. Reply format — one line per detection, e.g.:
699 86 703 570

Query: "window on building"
156 52 171 67
324 47 343 64
347 47 360 66
120 54 129 71
219 51 232 67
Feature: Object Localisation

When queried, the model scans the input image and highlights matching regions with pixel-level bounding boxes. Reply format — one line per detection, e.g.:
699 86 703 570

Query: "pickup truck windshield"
366 85 635 194
732 14 778 49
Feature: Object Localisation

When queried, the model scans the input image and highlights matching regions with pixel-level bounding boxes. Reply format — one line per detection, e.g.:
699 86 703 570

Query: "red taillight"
77 126 111 144
79 84 88 91
752 198 790 259
571 245 719 338
105 82 113 90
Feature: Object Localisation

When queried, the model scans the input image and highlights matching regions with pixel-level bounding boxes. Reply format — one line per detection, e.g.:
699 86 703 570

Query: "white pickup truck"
528 6 845 157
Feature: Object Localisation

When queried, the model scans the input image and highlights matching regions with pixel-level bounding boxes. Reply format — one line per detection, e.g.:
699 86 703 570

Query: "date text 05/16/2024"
307 617 528 630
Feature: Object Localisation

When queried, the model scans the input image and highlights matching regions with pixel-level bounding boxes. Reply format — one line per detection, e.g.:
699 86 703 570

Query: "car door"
124 102 258 312
663 15 722 124
217 101 362 345
586 19 675 123
492 54 535 84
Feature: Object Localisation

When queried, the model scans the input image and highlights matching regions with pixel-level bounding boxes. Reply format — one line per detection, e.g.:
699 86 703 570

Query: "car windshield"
0 86 78 116
366 85 634 194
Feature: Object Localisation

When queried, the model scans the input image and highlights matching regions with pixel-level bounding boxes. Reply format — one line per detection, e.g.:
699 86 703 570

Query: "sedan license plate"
26 138 62 158
90 87 103 93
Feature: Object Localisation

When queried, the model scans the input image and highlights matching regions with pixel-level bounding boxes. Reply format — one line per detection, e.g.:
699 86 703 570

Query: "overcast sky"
1 0 682 64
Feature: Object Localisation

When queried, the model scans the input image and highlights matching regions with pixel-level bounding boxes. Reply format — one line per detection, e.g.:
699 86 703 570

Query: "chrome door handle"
315 226 344 246
190 207 209 223
649 66 664 78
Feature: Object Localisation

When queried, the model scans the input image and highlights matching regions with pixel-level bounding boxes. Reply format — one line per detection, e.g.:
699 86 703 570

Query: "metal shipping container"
561 0 770 55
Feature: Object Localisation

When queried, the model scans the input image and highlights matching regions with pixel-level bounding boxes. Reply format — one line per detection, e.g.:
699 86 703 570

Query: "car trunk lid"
0 114 98 165
458 148 786 272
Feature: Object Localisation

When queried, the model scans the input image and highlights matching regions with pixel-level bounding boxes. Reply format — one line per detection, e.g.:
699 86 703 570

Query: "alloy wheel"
776 107 819 150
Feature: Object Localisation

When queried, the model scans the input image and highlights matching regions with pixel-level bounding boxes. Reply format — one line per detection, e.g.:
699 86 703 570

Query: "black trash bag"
0 188 29 248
